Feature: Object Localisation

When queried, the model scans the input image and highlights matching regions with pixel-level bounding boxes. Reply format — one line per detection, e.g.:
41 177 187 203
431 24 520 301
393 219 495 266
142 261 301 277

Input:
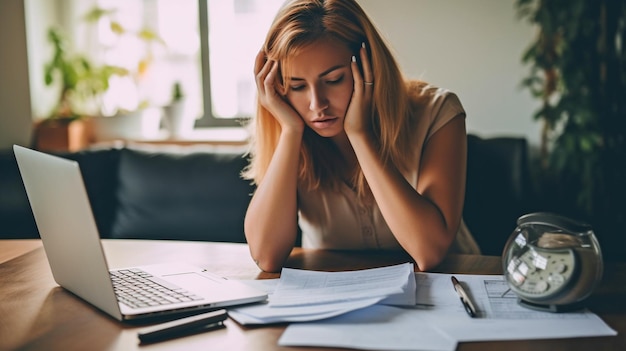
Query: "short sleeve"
425 88 466 142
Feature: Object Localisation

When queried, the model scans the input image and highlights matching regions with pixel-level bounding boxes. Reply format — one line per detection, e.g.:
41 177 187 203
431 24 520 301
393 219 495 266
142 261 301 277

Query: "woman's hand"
344 43 374 136
254 50 304 133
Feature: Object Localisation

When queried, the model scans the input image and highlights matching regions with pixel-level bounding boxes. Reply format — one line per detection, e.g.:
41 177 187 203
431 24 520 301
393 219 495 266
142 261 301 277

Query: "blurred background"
0 0 538 147
1 0 624 261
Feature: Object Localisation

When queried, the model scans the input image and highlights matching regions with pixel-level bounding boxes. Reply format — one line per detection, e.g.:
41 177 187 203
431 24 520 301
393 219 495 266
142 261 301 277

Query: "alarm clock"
502 212 603 312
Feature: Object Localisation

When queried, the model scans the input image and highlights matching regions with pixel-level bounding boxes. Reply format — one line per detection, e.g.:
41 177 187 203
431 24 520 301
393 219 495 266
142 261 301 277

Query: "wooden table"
0 239 624 350
0 239 42 264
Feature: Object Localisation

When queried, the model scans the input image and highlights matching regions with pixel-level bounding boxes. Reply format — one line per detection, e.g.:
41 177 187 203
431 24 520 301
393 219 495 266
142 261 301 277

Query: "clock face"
506 247 577 300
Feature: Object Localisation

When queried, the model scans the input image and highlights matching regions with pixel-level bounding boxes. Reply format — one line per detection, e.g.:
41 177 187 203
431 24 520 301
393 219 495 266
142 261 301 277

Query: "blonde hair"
242 0 414 200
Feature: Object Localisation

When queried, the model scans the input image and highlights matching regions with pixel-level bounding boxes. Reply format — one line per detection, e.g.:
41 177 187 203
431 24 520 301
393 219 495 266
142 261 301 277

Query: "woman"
243 0 480 273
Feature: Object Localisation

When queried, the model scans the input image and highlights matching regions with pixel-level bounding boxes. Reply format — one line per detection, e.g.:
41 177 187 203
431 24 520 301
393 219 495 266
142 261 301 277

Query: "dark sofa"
0 134 532 256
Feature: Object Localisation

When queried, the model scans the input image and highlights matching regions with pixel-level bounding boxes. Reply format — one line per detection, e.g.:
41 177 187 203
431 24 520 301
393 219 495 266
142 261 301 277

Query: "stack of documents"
228 262 416 325
229 263 616 350
277 271 618 351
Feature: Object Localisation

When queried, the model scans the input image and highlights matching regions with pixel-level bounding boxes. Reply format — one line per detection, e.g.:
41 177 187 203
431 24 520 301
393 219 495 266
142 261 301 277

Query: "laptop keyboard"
110 268 204 309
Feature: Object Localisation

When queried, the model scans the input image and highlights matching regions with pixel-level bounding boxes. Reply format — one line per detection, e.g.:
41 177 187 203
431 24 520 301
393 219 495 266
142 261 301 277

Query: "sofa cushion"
110 147 254 242
59 148 121 239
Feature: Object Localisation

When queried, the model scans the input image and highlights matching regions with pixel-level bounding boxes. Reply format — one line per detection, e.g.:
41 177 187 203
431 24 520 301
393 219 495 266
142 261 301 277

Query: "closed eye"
327 75 344 85
288 74 345 91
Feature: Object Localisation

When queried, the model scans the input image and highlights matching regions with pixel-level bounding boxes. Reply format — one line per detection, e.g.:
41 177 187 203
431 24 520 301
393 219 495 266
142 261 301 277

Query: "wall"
358 0 540 144
23 0 62 122
0 0 541 151
0 0 33 150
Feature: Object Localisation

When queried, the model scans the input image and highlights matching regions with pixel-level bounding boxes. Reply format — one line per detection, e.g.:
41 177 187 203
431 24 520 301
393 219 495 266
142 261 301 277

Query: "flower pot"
34 118 92 152
162 100 192 139
91 108 161 142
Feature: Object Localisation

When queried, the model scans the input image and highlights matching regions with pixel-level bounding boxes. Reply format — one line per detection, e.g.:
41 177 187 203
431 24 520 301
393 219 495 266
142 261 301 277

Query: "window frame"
195 0 250 128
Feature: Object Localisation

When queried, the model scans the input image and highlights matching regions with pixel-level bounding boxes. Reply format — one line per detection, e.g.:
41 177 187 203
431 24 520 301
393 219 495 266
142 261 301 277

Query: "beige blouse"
297 82 481 255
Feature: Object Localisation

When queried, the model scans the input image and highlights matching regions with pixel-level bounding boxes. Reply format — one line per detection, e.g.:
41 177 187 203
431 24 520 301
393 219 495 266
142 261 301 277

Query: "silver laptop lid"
13 145 122 320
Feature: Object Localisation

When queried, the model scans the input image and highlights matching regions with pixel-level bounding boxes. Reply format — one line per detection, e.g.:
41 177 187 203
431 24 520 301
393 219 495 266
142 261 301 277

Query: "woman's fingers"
351 55 363 96
351 43 374 97
345 43 374 135
264 61 278 90
360 43 373 87
252 50 304 132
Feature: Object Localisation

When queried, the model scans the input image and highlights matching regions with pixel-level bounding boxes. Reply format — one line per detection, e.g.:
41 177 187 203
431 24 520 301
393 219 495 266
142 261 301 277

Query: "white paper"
229 263 415 325
229 295 384 324
278 304 457 351
270 263 414 307
415 272 618 341
278 272 616 350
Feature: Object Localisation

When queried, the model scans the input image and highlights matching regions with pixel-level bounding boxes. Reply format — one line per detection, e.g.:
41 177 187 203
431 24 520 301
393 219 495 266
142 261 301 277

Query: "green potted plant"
35 27 127 151
516 0 626 261
162 81 190 138
82 6 166 142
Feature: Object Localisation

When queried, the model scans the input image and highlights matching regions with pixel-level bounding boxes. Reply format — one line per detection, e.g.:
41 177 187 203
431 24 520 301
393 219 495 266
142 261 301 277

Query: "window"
61 0 283 129
197 0 283 127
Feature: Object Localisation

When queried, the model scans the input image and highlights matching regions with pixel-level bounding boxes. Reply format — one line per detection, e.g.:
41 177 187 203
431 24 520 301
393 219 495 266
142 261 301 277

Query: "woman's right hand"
254 50 304 133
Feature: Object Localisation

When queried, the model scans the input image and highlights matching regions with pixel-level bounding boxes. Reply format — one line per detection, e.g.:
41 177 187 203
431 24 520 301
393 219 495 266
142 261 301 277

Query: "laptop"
13 145 267 322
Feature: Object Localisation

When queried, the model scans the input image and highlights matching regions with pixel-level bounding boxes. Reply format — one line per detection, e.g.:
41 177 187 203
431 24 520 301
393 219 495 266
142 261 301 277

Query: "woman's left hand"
344 43 374 136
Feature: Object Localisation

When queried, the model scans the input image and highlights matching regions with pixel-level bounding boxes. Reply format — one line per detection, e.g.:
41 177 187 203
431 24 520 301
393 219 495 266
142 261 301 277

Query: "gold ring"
364 81 374 85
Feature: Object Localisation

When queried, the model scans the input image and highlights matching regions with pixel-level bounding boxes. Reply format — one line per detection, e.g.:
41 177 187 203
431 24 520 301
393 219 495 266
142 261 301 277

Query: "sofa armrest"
463 134 533 256
0 150 38 238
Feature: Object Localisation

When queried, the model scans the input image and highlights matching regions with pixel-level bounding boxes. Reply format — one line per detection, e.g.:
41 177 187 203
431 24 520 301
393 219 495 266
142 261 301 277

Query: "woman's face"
283 39 354 138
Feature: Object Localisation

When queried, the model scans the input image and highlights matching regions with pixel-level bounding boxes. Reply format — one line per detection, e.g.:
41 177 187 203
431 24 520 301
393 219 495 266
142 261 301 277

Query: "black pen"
451 276 477 318
137 309 228 344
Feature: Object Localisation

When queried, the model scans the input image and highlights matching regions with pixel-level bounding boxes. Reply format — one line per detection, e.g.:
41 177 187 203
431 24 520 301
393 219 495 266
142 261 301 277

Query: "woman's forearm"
244 129 303 272
347 119 467 270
